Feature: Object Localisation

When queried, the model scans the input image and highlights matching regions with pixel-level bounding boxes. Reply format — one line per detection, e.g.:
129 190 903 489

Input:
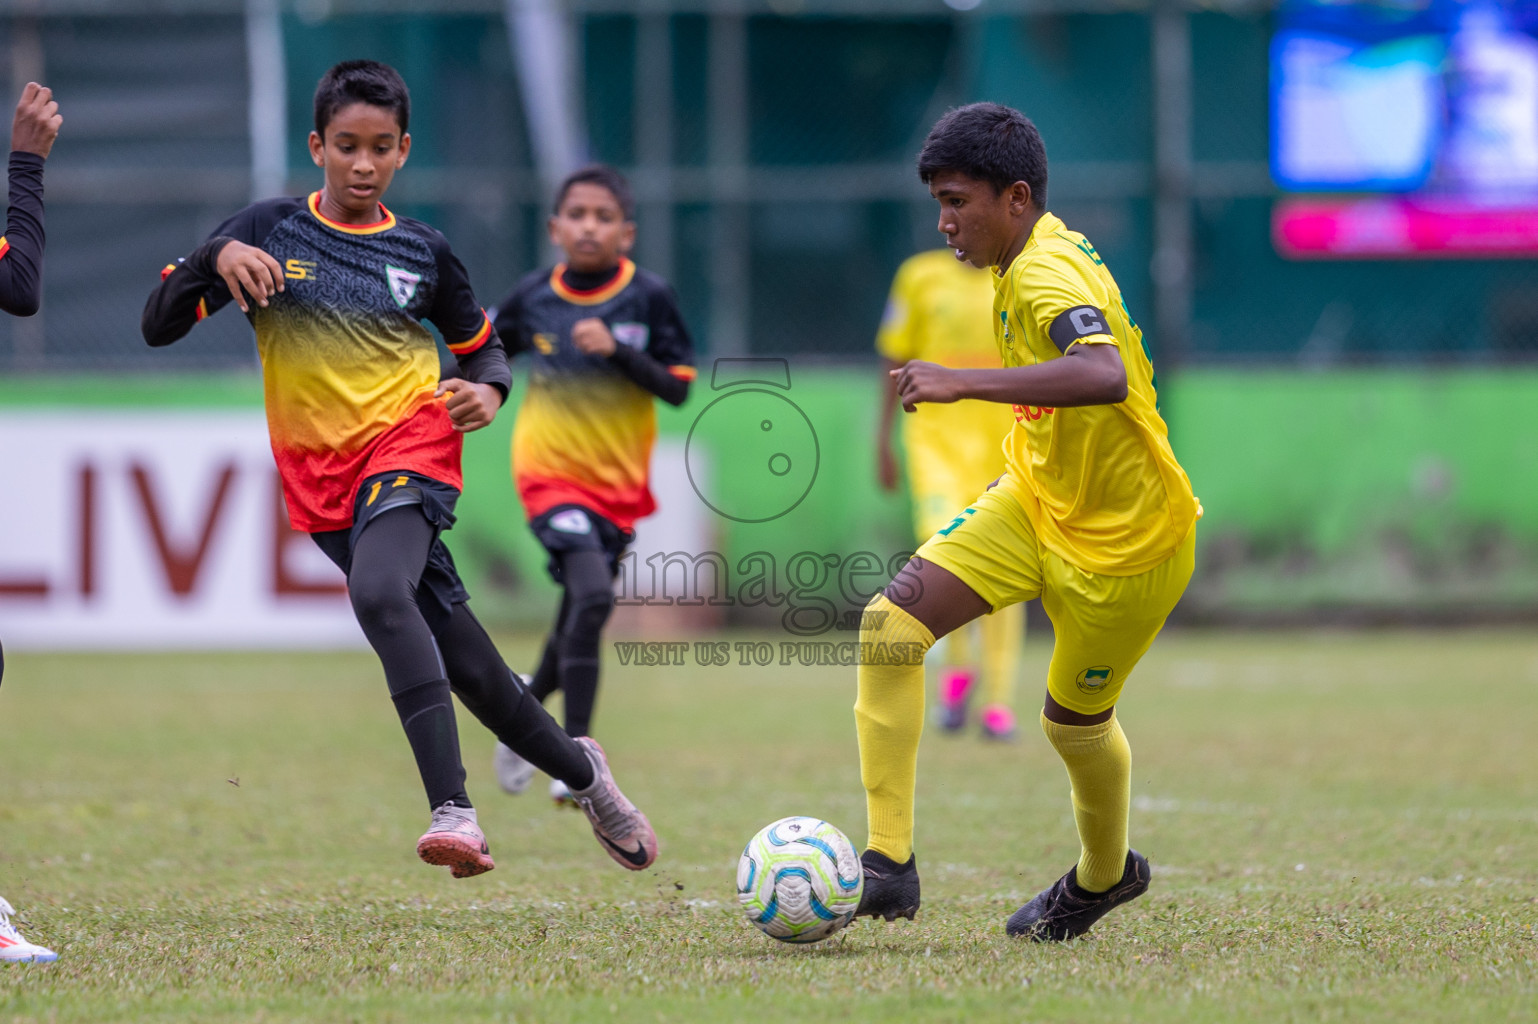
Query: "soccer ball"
736 816 863 943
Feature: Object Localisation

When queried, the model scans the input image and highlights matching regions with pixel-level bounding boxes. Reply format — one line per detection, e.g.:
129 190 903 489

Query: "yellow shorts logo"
1076 665 1114 695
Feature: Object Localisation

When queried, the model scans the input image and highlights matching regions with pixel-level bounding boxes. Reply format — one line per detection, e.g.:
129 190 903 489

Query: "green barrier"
10 367 1538 622
1169 369 1538 618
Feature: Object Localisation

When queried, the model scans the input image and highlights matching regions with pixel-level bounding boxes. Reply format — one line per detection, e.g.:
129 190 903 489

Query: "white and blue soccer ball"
736 816 863 943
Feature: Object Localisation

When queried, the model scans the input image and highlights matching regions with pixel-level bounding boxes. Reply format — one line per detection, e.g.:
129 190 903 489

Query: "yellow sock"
853 593 935 863
979 603 1024 708
1040 712 1131 892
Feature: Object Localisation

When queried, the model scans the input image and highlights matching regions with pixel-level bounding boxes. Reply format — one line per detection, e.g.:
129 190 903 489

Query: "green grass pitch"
1 630 1535 1022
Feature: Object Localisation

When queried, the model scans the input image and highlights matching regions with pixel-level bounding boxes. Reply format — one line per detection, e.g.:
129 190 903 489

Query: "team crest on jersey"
385 266 421 308
612 322 649 350
999 310 1013 348
550 508 593 535
1076 665 1114 695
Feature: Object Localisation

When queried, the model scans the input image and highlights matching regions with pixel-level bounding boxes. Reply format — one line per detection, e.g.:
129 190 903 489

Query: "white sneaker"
493 742 537 795
570 737 658 871
0 898 57 963
549 777 575 807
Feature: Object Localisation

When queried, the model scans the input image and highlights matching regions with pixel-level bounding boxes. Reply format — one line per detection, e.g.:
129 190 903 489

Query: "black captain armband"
1048 305 1112 352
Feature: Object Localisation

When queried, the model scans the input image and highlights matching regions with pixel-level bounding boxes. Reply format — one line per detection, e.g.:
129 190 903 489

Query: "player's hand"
571 317 616 357
214 240 285 313
877 441 900 492
890 360 964 412
437 378 503 432
11 83 61 160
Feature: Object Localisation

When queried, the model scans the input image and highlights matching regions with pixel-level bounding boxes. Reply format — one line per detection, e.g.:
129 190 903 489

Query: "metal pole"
245 0 287 201
506 0 588 198
707 9 748 356
634 7 675 283
1151 0 1192 395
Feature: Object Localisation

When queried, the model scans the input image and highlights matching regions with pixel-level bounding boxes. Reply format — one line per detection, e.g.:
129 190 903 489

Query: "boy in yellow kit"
853 103 1200 941
875 250 1024 740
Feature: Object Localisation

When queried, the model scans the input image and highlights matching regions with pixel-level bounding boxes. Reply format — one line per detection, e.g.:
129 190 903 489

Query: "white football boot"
0 898 57 963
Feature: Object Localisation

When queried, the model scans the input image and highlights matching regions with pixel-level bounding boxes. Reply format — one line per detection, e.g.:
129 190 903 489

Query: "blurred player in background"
0 81 61 966
0 83 59 319
876 248 1024 741
853 103 1199 941
0 81 61 690
488 165 696 805
141 61 656 879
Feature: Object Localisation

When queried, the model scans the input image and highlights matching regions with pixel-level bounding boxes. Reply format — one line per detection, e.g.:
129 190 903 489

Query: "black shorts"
311 470 470 630
530 504 634 582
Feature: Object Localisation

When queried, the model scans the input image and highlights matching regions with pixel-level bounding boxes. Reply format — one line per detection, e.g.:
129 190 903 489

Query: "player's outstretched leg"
0 897 57 963
491 612 558 795
1006 849 1150 941
852 592 936 921
436 602 658 869
491 674 538 795
569 737 657 870
338 506 490 878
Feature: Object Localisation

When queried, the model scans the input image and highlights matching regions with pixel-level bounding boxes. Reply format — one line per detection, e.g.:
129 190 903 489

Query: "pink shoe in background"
938 668 976 731
980 703 1018 741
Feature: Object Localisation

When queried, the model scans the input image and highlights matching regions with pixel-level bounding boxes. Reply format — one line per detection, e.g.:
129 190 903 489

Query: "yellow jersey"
877 249 1014 531
992 212 1199 576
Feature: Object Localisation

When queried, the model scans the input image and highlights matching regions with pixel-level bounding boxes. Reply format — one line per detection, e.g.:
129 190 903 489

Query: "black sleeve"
0 152 47 316
488 277 534 359
426 232 512 400
140 200 287 347
605 277 697 407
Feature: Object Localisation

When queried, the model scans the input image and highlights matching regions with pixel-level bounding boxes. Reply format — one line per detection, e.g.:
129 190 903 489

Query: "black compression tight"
344 506 595 805
436 601 593 790
528 549 615 737
347 507 467 810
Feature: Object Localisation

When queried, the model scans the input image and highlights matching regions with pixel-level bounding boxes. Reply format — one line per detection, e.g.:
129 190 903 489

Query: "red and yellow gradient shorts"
914 482 1195 715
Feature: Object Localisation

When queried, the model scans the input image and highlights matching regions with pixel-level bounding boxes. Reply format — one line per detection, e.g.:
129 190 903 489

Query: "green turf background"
1 631 1535 1021
5 367 1538 622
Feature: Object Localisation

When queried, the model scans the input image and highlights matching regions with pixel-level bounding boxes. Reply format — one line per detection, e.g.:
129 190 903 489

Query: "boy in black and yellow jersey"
0 80 62 690
0 83 60 320
853 103 1199 940
488 165 696 804
141 62 656 879
0 81 62 967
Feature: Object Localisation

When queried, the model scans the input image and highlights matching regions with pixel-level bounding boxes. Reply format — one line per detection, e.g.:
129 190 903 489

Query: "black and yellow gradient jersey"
141 192 510 533
0 152 46 316
490 258 696 531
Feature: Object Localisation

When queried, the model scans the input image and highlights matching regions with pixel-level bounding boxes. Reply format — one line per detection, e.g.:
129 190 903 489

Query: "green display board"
9 366 1537 624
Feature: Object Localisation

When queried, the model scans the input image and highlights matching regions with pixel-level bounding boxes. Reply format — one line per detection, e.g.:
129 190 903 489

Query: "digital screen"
1272 0 1538 257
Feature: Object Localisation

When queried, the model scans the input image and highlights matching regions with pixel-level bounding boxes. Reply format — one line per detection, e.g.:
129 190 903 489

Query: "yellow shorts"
914 484 1195 715
912 486 973 543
